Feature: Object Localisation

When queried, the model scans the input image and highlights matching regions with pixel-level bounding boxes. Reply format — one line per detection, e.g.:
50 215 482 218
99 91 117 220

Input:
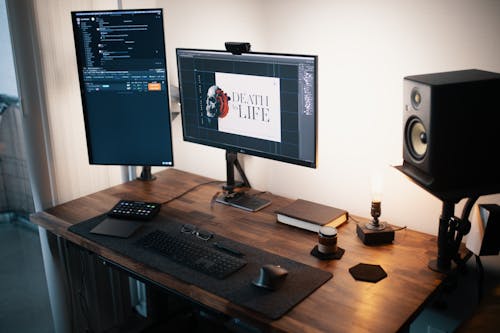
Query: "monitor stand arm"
137 166 156 181
223 151 250 193
216 150 271 212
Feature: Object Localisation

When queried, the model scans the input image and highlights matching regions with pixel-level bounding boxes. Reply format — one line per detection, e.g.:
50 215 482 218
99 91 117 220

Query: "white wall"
10 0 500 235
238 0 500 235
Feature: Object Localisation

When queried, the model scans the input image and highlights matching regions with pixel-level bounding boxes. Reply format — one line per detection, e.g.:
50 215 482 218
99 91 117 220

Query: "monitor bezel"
176 48 318 168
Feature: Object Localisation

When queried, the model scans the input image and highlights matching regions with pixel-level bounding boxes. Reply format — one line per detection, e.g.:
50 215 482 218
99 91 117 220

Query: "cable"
348 215 406 231
461 196 479 223
392 225 408 231
253 190 272 197
475 254 484 304
452 196 480 268
347 215 364 224
210 191 221 209
160 180 223 205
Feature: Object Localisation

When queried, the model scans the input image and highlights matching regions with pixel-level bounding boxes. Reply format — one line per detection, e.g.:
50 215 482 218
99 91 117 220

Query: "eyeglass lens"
180 224 213 241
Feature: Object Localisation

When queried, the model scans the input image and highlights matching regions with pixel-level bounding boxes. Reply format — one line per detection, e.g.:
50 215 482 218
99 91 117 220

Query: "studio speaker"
401 69 500 195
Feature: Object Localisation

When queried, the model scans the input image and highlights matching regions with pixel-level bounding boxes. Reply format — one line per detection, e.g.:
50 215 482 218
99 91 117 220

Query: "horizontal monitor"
176 49 317 168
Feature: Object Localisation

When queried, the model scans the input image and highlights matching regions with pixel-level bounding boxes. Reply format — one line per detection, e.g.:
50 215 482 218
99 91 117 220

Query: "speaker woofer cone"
406 117 427 160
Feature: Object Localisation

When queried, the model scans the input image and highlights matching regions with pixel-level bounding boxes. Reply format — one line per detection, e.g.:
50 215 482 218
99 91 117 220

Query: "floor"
0 216 499 333
0 217 54 333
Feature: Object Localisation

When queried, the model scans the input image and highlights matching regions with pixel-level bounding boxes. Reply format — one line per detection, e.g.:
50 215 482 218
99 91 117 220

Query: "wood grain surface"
31 168 446 333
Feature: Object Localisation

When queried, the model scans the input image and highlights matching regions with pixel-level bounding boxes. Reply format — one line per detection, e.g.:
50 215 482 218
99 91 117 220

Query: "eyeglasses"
180 224 213 241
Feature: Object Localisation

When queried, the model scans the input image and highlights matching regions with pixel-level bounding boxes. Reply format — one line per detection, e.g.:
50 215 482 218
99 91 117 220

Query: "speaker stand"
428 202 454 273
428 198 476 274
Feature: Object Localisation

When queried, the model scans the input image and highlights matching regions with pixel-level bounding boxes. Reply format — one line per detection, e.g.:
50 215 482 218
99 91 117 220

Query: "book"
276 199 348 232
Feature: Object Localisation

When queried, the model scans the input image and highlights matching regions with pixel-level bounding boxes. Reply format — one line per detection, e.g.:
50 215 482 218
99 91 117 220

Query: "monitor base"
216 192 271 212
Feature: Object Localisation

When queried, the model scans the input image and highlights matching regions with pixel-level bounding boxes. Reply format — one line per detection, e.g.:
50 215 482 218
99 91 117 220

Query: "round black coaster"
310 245 345 260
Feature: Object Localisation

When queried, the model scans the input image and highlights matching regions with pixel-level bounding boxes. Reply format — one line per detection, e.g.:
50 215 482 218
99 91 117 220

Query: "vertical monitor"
176 49 317 168
71 9 174 167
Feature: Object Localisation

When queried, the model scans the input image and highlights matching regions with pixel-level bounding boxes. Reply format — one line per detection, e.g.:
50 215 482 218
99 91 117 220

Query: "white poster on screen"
215 72 281 142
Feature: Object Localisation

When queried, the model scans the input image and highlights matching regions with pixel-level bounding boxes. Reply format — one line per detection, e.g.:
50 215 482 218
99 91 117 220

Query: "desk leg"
38 227 71 333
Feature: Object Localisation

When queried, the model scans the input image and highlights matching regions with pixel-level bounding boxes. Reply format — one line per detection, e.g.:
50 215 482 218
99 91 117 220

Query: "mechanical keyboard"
138 229 247 279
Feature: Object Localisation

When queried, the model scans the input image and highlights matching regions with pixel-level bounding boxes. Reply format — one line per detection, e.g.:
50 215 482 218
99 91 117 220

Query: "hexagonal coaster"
349 263 387 283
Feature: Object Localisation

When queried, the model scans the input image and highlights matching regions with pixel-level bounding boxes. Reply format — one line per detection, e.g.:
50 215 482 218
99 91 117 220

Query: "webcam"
225 42 251 55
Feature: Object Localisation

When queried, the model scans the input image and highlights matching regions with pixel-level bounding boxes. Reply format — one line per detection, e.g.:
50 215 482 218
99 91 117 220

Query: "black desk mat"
68 214 332 320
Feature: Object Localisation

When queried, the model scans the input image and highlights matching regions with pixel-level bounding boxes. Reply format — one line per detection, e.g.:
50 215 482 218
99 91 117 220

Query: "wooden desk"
31 168 445 333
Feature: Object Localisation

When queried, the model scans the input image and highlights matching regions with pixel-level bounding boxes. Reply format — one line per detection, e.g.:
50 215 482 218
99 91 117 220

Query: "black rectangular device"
107 200 161 221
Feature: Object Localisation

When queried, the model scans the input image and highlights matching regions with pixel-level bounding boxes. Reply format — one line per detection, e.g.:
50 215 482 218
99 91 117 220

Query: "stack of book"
276 199 348 232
